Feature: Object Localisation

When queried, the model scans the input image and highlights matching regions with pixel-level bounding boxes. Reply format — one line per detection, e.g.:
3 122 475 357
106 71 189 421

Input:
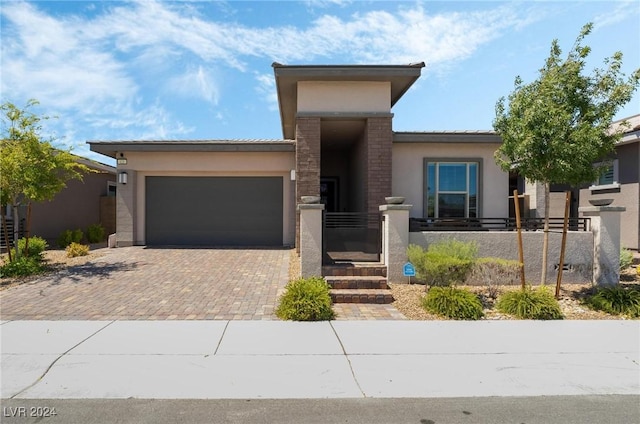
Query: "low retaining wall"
409 231 593 284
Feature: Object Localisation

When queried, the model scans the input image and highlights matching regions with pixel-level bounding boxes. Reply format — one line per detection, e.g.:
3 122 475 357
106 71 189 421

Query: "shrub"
427 238 478 261
620 248 633 271
66 242 90 258
0 256 44 278
422 286 484 320
584 286 640 318
57 229 84 248
276 277 335 321
86 223 106 243
496 286 563 320
14 236 48 258
466 257 522 286
407 240 478 286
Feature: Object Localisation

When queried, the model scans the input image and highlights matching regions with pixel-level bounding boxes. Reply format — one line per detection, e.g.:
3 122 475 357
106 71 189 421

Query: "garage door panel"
146 177 283 246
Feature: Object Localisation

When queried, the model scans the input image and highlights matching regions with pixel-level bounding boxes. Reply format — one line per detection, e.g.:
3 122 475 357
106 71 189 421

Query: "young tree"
494 23 640 285
0 99 89 259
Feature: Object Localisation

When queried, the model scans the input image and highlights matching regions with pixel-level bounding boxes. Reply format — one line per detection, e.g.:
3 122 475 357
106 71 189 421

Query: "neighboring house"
89 63 508 252
25 157 116 245
578 114 640 250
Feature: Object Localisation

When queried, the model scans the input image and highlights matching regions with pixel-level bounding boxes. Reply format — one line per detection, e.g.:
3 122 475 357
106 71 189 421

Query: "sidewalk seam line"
330 322 366 398
9 320 117 399
213 320 230 355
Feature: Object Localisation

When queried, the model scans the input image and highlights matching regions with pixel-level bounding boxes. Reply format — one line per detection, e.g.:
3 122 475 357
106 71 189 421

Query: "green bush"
407 240 478 286
66 242 90 258
57 229 84 248
620 248 633 271
14 236 48 258
276 277 335 321
496 286 563 320
427 238 478 261
584 286 640 318
422 286 484 320
86 223 106 243
0 256 44 278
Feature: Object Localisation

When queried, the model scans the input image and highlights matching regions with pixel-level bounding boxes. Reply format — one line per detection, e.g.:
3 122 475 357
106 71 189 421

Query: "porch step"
330 289 394 305
322 264 387 277
325 276 389 290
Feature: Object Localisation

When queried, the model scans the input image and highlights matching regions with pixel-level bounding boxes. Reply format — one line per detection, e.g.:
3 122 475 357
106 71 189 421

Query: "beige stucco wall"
120 151 296 246
579 182 639 250
297 81 391 113
392 142 508 219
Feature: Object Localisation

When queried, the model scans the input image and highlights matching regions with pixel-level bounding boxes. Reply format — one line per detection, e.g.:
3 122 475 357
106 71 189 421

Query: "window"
590 160 619 190
425 161 480 218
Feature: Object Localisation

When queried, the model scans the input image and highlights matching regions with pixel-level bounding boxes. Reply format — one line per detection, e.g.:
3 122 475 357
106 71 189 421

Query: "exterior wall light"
290 169 296 181
118 171 128 184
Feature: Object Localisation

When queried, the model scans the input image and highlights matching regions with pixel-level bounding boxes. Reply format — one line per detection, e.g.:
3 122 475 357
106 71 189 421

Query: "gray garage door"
146 176 283 246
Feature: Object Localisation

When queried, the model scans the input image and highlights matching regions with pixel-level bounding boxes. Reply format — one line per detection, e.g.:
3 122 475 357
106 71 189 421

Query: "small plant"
276 277 335 321
86 223 105 243
427 238 478 261
496 286 563 320
422 286 484 320
407 240 478 286
14 236 48 258
57 229 84 248
0 256 44 278
620 248 633 271
66 242 90 258
584 286 640 318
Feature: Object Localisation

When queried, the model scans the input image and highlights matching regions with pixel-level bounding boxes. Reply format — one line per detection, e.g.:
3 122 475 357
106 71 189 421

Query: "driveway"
0 247 290 320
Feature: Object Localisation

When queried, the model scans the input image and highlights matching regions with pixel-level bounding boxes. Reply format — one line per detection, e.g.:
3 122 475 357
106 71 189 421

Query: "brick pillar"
295 117 321 250
366 117 393 215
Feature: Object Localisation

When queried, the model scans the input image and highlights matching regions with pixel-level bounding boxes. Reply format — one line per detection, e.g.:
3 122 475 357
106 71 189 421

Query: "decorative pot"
385 196 405 205
589 198 613 206
300 196 321 204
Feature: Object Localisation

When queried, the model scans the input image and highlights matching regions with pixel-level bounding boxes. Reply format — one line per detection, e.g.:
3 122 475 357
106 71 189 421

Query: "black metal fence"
409 217 590 232
0 217 26 251
323 212 381 263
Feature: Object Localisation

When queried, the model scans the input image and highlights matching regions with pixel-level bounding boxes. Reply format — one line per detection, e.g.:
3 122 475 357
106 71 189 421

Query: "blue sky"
1 1 639 165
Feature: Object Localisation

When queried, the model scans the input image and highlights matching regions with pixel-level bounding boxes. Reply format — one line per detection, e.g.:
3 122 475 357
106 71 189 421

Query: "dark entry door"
146 176 283 246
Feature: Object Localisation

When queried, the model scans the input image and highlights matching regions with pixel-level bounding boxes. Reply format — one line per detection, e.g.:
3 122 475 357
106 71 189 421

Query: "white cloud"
1 0 541 153
166 66 220 104
593 1 637 29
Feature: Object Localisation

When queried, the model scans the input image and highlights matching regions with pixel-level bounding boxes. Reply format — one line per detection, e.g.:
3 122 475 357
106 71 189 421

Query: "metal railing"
323 212 382 263
409 217 590 232
0 217 26 251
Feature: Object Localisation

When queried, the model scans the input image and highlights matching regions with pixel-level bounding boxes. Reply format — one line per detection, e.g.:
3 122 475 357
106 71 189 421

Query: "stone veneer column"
116 169 136 247
579 205 626 286
295 117 321 250
366 117 393 215
298 203 324 277
380 203 412 283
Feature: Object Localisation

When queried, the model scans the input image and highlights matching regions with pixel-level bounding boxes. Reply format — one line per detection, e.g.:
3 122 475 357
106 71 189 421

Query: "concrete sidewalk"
1 320 638 399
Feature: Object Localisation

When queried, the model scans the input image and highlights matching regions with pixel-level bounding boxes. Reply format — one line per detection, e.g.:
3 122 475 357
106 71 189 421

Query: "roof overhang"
393 131 502 144
273 62 425 140
88 140 296 158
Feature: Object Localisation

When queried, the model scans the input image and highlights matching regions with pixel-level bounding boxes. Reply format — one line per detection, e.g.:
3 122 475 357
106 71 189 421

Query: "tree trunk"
540 183 550 285
1 205 12 262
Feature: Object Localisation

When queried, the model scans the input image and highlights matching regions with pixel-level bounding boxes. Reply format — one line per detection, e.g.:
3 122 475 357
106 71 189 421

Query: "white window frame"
424 159 481 219
589 159 620 191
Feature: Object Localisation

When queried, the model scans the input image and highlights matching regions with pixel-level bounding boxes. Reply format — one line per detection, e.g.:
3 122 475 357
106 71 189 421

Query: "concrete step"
323 264 387 277
330 289 394 304
325 276 389 290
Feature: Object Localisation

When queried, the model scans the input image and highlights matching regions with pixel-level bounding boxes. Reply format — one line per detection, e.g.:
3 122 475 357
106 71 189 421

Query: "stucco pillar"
116 169 136 247
298 203 324 277
380 203 412 283
579 205 626 287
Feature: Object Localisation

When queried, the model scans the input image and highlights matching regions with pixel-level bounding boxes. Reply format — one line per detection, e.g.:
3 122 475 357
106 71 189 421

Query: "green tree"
494 23 640 285
1 99 89 260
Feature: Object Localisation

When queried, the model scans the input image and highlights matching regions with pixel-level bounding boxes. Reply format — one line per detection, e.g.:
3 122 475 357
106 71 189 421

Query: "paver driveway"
0 247 290 320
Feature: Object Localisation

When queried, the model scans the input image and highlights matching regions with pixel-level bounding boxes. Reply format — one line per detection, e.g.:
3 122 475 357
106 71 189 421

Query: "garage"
145 176 283 246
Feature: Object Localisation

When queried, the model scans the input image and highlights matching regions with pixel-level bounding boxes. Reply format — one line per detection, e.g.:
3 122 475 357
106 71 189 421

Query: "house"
578 114 640 251
89 63 508 252
2 156 117 247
